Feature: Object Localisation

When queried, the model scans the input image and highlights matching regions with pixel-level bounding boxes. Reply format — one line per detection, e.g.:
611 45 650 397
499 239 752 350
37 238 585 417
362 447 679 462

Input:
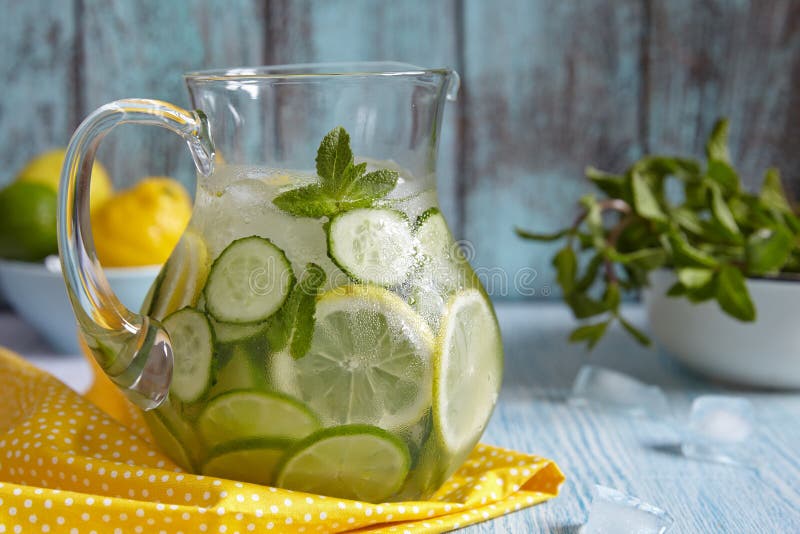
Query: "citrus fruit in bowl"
0 148 193 353
16 147 112 213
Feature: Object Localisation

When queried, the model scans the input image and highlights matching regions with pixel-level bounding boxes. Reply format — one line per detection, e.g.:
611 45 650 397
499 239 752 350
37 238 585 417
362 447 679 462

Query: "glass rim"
184 61 454 83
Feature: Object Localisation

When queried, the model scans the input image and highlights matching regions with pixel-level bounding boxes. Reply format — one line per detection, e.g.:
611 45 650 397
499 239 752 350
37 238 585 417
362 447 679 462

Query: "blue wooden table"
5 302 800 533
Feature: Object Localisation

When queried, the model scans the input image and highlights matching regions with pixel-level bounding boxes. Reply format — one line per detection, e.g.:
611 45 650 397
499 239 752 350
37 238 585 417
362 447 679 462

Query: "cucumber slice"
150 231 210 320
209 345 268 398
201 438 292 485
282 285 434 430
275 425 410 502
162 308 215 403
211 319 266 345
198 390 320 449
414 208 463 292
204 236 294 323
327 208 416 286
434 288 503 460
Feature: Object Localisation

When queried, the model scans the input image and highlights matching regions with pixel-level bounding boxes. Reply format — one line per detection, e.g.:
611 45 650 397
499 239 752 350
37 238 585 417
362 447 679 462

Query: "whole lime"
0 181 59 262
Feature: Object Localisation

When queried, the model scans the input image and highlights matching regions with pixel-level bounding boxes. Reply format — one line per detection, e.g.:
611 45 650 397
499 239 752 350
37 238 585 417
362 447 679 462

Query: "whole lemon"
92 177 192 267
0 182 59 262
16 148 113 212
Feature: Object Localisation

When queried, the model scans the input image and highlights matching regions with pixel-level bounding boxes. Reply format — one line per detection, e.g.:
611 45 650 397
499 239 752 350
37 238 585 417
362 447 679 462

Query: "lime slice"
285 284 434 430
275 425 410 502
201 438 292 485
434 288 503 458
143 404 203 472
198 390 320 449
150 230 209 320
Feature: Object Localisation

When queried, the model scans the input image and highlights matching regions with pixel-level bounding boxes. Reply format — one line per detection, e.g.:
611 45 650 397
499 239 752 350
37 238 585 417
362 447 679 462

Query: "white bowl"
644 269 800 388
0 258 160 354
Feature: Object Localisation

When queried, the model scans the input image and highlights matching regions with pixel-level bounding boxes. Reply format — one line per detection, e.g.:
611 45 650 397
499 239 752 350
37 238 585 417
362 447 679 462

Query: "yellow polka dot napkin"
0 347 564 532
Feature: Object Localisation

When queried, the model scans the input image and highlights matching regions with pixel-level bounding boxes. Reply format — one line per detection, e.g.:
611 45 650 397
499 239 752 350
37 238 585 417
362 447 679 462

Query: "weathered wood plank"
461 0 645 298
648 0 800 197
464 303 800 532
79 0 265 189
265 0 462 233
0 2 76 187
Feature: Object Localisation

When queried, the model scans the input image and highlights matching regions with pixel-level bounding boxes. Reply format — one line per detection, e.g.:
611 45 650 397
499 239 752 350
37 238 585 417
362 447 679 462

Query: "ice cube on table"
582 485 674 534
569 365 671 419
681 395 755 465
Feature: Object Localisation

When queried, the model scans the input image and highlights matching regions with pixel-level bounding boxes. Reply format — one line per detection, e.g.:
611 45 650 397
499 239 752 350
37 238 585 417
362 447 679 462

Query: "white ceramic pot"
644 269 800 389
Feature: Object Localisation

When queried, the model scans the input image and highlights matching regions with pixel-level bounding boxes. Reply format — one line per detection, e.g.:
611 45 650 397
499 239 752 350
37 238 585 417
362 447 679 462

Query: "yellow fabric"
0 347 564 532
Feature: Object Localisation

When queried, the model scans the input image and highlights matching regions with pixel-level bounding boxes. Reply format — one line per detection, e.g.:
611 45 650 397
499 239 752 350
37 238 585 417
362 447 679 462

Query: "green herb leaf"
317 127 356 193
706 118 731 164
553 246 577 293
576 253 604 292
715 264 756 321
666 232 719 268
708 182 741 237
274 126 399 217
759 168 792 214
746 226 794 275
618 315 651 346
586 167 630 201
265 263 327 358
677 267 714 289
666 282 687 297
606 248 667 270
686 272 719 303
566 293 610 319
706 160 739 193
515 228 571 241
671 207 705 235
569 319 611 349
289 264 327 359
631 170 667 222
273 184 338 218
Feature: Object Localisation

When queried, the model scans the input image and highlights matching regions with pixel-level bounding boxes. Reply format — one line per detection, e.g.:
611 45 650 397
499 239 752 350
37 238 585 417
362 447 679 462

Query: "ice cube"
582 485 674 534
569 365 671 419
681 395 755 465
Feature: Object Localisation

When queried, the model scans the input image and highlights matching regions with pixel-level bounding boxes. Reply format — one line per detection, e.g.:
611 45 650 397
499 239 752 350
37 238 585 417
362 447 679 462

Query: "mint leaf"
569 320 610 349
586 167 630 201
706 160 738 192
289 264 327 359
273 184 339 218
677 267 714 289
708 182 741 237
265 263 327 358
552 246 577 293
618 315 651 346
631 170 667 222
275 127 399 218
345 168 398 203
746 226 793 275
716 264 755 321
759 168 792 214
317 127 355 194
706 119 731 164
515 227 571 241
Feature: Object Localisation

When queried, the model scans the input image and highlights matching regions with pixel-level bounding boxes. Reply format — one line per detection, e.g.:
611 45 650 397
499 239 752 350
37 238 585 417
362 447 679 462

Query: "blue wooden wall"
2 0 799 298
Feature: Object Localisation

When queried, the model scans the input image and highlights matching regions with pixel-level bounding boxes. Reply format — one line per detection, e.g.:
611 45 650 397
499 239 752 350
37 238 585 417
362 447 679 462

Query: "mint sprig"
517 118 800 349
273 127 399 218
266 263 327 359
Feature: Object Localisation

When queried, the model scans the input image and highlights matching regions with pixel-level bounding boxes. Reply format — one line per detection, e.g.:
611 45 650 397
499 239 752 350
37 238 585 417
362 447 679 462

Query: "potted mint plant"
517 119 800 388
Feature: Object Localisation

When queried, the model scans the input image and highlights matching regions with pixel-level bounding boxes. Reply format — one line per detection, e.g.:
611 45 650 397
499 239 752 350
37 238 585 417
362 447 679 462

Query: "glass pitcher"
58 62 503 502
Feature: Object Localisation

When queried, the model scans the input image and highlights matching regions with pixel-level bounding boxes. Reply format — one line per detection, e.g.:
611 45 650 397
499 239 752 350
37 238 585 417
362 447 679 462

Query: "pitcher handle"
57 99 214 410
